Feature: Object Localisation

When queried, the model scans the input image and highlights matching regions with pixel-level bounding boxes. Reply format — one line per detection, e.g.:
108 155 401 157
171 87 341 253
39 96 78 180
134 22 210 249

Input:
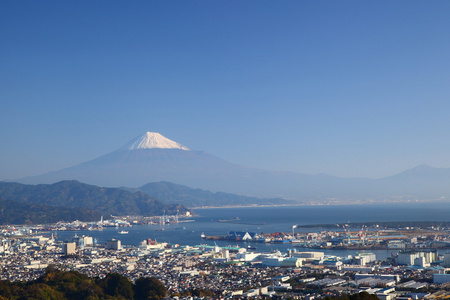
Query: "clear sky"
1 1 450 180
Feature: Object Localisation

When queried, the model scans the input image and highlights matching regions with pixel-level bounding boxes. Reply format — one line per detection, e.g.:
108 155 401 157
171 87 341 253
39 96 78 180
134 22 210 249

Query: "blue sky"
1 1 450 180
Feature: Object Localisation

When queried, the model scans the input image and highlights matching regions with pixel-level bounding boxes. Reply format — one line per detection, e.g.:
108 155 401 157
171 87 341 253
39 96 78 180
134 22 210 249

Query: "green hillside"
134 181 295 207
0 181 189 217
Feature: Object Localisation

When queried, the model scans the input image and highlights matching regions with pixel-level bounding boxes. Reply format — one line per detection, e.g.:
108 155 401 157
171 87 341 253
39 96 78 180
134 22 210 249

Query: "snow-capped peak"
121 132 190 151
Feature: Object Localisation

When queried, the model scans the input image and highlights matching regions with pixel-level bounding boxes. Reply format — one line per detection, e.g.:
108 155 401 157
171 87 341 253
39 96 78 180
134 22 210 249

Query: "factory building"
396 250 437 266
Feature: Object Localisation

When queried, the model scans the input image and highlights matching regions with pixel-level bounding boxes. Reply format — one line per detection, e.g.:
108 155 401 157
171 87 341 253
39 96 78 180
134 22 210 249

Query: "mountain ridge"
14 132 450 201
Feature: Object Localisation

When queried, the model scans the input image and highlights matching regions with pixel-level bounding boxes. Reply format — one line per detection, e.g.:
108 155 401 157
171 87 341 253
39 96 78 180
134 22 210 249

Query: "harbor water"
55 202 450 260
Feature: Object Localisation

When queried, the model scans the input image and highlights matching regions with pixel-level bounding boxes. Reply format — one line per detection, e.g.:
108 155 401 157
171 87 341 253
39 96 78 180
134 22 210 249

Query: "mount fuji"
120 132 190 151
16 132 344 198
15 132 450 201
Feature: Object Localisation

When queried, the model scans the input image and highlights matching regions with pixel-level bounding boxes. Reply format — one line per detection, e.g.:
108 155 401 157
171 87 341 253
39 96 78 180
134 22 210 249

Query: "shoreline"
192 199 450 210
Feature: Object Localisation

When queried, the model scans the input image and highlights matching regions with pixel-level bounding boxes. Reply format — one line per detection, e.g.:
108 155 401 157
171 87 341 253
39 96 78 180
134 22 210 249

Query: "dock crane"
342 224 351 245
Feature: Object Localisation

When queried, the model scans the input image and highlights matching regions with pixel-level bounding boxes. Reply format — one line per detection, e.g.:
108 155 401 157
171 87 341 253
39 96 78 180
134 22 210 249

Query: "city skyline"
2 1 450 180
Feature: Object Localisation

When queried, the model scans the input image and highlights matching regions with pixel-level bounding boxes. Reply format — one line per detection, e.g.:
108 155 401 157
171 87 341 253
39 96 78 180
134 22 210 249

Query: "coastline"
192 199 450 210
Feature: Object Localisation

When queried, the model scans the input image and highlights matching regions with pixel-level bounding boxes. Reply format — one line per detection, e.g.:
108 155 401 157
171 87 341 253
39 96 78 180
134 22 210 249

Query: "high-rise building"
62 242 76 255
105 239 122 250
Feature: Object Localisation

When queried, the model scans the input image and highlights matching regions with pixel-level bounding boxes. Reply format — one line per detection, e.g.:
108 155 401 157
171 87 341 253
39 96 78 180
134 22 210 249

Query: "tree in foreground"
99 273 134 299
133 277 166 300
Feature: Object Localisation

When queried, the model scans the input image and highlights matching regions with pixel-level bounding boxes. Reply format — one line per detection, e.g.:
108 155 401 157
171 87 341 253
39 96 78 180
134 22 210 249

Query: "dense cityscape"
1 219 450 299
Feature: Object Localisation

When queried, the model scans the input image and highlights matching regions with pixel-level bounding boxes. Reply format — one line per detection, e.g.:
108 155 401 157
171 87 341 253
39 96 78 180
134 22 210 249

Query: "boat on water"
118 230 128 234
218 217 240 223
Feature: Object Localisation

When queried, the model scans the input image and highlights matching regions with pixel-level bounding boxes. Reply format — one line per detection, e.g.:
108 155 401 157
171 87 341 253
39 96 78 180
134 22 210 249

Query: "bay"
56 202 450 260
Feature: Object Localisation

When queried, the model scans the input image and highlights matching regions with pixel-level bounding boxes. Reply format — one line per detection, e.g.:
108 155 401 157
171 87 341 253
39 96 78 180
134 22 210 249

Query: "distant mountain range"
14 132 450 201
0 181 188 220
125 181 295 208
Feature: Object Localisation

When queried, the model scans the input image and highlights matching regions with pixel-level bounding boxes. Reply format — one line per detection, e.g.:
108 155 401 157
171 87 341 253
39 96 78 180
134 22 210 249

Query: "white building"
396 251 437 266
414 256 429 268
72 235 93 248
222 249 230 259
354 253 376 266
236 252 261 262
291 251 324 260
262 256 302 267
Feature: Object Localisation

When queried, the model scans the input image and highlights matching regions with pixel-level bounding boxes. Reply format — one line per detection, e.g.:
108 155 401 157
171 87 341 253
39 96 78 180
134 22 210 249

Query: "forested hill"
130 181 295 208
0 267 167 300
0 180 189 217
0 199 103 225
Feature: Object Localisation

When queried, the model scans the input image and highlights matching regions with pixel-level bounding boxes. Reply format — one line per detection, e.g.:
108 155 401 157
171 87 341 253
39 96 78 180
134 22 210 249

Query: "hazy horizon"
2 1 450 180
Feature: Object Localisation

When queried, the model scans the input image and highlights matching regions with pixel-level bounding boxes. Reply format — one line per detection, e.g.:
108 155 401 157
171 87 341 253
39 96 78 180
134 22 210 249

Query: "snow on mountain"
120 132 190 151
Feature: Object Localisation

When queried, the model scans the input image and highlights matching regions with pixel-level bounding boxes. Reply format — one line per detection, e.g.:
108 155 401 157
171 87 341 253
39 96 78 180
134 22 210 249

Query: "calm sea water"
56 202 450 260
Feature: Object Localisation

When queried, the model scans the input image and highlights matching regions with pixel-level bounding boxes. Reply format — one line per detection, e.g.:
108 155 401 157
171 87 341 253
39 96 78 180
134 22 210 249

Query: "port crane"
342 224 352 245
358 224 369 245
342 224 368 245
